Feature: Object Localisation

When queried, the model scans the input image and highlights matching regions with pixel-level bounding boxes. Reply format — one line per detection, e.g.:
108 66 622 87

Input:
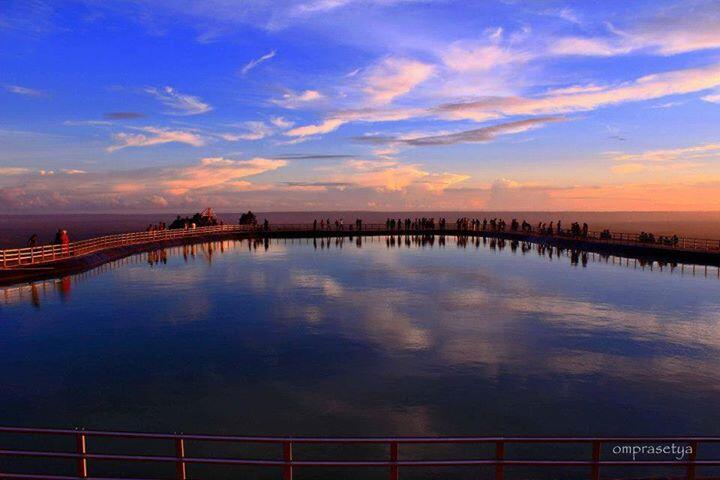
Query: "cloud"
282 181 354 188
221 121 275 141
363 57 435 104
0 167 31 175
145 86 212 115
0 156 288 210
442 42 532 72
287 62 720 140
549 3 720 57
104 112 147 120
611 143 720 163
285 118 346 137
438 63 720 121
702 91 720 104
272 154 355 160
354 117 564 147
270 116 294 128
549 37 632 57
4 84 45 97
162 157 287 194
327 159 469 192
107 127 205 152
609 142 720 175
621 2 720 55
285 107 425 138
272 89 324 109
220 118 296 141
240 49 276 75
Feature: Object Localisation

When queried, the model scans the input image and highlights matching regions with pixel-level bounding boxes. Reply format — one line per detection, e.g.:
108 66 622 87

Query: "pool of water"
2 235 720 477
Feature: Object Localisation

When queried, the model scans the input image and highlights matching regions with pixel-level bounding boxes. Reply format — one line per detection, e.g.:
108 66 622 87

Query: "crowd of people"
377 216 596 239
639 231 679 246
15 215 692 253
311 218 365 231
145 222 168 232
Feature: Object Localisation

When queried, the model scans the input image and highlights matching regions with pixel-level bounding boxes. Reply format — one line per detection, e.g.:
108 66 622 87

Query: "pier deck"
1 224 719 285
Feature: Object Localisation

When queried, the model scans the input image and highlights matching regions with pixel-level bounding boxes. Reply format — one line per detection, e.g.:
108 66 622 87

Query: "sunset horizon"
3 0 720 212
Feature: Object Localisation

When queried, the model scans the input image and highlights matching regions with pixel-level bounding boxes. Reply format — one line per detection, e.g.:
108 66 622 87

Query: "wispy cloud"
240 49 276 75
4 84 46 97
702 91 720 104
162 157 286 194
145 86 212 116
549 3 720 57
272 89 324 109
0 167 32 175
609 142 720 175
438 63 720 121
354 117 564 147
363 57 435 104
107 127 205 152
442 41 532 72
220 121 275 141
272 154 355 160
104 111 147 120
325 159 469 193
270 116 294 128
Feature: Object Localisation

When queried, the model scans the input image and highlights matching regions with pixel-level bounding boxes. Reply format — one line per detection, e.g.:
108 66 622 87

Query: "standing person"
313 219 318 231
27 234 39 247
54 229 63 244
60 229 70 255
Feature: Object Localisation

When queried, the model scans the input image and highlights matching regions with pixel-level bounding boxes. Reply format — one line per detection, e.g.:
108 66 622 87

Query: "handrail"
1 223 719 269
0 225 250 268
0 427 716 479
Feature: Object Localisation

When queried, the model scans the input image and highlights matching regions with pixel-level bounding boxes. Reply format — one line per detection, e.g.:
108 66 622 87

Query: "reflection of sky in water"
2 236 720 444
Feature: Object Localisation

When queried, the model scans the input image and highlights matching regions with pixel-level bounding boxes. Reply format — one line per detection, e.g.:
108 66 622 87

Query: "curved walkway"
1 223 719 285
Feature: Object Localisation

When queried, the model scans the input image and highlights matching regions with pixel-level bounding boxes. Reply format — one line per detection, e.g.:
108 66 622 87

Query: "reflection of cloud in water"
235 250 720 390
290 271 344 298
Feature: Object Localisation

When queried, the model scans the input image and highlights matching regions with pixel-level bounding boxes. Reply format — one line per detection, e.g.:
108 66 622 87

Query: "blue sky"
2 0 720 212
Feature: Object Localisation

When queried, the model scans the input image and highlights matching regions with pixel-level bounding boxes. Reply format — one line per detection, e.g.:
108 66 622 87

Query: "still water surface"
1 236 720 476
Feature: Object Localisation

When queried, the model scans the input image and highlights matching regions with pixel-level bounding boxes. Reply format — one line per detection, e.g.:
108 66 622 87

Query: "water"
1 236 720 478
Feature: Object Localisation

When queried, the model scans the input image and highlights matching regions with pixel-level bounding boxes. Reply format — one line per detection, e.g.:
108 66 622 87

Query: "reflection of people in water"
58 276 71 301
30 284 40 308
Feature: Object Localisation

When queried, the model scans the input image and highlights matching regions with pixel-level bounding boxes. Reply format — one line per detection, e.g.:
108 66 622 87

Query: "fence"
0 427 718 480
0 225 250 268
2 223 719 269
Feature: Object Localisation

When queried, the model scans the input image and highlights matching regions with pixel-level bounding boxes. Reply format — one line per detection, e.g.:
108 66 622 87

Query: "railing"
0 427 718 479
2 223 719 269
0 225 250 268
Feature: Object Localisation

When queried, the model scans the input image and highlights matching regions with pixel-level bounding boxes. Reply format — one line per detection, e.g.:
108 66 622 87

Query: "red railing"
0 427 719 479
2 223 719 269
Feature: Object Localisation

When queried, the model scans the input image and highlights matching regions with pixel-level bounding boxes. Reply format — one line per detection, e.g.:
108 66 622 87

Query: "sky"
2 0 720 212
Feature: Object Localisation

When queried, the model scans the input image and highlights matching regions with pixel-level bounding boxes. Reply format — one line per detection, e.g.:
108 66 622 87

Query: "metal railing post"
591 440 601 480
175 437 187 480
283 441 293 480
687 441 698 480
390 441 399 480
76 430 88 478
495 441 504 480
